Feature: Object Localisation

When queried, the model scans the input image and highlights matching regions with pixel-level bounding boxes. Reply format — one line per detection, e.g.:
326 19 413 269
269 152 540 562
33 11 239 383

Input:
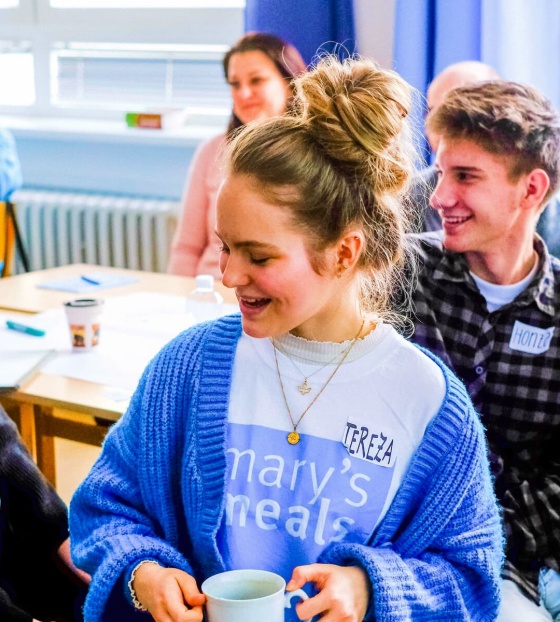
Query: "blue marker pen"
6 321 46 337
81 275 101 285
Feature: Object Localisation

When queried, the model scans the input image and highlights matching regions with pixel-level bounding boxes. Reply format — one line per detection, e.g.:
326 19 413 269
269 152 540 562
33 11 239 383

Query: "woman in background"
71 56 502 621
167 32 307 278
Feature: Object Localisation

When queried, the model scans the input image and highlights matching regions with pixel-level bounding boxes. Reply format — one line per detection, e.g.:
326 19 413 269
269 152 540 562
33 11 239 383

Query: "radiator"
10 190 179 274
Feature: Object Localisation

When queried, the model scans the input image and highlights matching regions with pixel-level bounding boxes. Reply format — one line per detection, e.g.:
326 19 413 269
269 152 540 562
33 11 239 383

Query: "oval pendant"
287 431 300 445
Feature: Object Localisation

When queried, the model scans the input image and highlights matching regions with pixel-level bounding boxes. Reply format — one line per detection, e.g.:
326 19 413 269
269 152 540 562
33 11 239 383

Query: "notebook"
0 350 55 390
36 272 140 294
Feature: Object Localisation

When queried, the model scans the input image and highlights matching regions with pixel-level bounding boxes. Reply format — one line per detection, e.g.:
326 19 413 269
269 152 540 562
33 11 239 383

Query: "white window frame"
0 1 34 24
0 0 244 120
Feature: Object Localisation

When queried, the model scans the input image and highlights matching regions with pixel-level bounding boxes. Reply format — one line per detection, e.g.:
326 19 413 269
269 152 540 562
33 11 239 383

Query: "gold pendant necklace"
273 319 365 445
275 335 359 396
287 430 301 445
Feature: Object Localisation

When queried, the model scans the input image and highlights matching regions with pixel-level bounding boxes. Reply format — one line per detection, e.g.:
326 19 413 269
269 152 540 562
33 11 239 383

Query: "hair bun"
294 56 414 194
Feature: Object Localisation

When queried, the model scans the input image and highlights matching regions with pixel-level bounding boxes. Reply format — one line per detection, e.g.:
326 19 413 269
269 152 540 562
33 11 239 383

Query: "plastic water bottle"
186 274 224 322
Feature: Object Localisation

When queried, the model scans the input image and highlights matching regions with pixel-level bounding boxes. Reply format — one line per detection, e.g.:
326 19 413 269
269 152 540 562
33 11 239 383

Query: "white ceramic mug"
201 569 311 622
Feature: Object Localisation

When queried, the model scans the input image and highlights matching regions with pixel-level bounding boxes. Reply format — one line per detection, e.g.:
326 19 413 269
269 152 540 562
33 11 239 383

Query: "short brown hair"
426 80 560 202
223 32 307 134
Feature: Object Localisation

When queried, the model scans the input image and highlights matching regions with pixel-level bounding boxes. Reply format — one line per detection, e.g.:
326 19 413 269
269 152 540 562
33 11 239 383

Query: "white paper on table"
0 349 56 389
101 293 196 339
0 309 70 351
43 330 168 392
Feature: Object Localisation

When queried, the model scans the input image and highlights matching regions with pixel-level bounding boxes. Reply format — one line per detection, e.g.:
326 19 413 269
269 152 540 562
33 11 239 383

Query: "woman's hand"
132 562 206 622
287 563 371 622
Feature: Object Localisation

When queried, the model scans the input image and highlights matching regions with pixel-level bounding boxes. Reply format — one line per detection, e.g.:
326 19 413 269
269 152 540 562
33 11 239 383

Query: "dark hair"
225 56 417 320
426 80 560 202
223 32 307 134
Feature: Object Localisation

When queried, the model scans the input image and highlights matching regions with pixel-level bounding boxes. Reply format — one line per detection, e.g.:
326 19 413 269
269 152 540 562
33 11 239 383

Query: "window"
0 40 35 105
0 0 244 121
50 1 243 7
51 43 230 117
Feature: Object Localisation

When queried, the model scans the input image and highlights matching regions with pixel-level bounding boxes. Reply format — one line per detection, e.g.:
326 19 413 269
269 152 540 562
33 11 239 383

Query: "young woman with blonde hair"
71 56 502 622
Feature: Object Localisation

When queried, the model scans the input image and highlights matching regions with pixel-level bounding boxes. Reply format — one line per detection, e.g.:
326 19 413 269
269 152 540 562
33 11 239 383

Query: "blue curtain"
393 0 482 163
393 0 482 100
244 0 355 66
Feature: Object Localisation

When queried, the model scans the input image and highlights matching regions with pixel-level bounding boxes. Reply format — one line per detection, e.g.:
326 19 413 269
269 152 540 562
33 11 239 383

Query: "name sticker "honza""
342 417 396 467
509 320 554 355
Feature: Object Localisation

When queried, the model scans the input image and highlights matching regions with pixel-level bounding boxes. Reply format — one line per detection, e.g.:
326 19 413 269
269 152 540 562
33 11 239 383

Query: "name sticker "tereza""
509 320 554 355
342 417 396 468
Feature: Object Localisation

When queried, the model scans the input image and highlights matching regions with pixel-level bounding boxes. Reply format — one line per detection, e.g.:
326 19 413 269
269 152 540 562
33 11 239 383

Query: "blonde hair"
225 56 417 319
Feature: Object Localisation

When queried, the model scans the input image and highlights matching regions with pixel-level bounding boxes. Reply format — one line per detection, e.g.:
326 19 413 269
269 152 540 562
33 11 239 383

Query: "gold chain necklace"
273 339 358 395
272 319 365 445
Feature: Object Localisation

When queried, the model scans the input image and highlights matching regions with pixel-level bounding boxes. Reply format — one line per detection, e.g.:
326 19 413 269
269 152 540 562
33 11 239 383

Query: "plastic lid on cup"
64 299 104 308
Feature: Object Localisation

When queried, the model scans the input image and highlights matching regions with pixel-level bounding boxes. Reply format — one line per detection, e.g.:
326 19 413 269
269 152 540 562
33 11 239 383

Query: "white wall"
354 0 396 69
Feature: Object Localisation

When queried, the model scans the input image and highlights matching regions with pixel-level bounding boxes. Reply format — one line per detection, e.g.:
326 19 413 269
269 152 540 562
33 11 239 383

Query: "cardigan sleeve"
318 388 503 621
167 134 224 277
69 354 197 622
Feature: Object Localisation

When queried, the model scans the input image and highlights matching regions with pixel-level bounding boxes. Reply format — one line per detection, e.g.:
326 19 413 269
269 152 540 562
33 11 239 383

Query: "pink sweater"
167 133 226 278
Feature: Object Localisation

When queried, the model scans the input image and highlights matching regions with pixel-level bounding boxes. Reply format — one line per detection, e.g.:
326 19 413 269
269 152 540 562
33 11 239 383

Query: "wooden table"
0 264 237 485
0 263 234 314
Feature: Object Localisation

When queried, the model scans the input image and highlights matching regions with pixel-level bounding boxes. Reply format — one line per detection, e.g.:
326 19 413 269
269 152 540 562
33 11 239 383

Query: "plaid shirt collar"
429 233 557 317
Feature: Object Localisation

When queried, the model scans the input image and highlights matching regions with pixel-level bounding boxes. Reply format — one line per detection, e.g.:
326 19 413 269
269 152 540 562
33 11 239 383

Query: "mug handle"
284 589 311 622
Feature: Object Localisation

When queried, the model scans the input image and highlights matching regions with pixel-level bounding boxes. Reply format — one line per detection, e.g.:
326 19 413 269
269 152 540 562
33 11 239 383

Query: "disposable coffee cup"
63 298 104 350
201 569 310 622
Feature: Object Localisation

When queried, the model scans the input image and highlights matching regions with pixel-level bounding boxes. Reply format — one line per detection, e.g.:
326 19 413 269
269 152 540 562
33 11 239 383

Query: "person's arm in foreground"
0 409 77 621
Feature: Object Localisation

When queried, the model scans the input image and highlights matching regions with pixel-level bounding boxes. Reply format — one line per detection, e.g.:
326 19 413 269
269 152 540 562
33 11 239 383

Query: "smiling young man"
409 81 560 621
411 61 501 233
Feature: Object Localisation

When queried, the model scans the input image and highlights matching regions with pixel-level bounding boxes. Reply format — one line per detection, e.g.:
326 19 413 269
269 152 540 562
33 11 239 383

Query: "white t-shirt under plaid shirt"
409 231 560 603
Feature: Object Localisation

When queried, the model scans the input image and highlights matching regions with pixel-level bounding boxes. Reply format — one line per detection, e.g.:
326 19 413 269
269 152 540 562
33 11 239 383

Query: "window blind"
52 45 231 113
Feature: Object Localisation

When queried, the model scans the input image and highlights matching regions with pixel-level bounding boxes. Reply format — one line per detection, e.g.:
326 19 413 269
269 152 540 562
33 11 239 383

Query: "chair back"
0 201 16 277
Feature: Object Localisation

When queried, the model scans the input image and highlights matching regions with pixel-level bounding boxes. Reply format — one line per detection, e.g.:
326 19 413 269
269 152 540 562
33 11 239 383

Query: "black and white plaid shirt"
408 231 560 603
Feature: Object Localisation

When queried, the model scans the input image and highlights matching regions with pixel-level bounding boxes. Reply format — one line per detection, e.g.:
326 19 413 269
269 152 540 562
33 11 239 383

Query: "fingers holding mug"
287 563 370 622
132 563 205 622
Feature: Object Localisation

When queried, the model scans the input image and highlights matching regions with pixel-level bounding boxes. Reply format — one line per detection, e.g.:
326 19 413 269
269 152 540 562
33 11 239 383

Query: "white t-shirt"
218 323 445 617
470 256 539 312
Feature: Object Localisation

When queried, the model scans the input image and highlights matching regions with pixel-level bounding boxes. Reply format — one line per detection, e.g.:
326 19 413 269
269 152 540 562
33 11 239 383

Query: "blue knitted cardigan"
70 314 503 622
